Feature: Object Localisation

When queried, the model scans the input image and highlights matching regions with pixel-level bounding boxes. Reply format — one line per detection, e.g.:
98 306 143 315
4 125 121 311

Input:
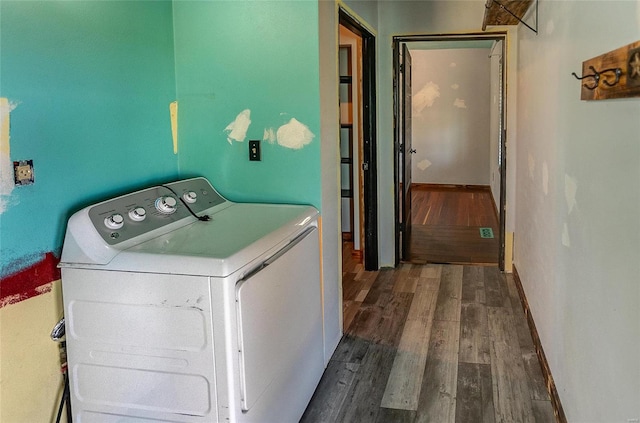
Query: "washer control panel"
87 178 226 245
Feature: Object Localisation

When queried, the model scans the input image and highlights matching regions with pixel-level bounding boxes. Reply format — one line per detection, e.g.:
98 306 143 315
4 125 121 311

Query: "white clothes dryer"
59 177 325 423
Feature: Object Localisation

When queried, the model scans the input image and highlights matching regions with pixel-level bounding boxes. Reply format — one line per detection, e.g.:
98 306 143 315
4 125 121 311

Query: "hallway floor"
406 185 499 265
302 257 555 423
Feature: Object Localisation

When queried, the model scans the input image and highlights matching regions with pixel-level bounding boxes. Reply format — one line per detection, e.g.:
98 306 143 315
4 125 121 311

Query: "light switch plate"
249 140 261 161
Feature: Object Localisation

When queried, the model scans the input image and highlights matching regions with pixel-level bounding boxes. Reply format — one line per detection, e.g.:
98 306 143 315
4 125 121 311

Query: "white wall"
410 48 491 185
489 40 502 206
318 0 343 362
515 1 640 421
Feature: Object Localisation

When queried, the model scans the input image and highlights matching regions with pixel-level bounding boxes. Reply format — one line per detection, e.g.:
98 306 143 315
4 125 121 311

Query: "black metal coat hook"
572 66 622 90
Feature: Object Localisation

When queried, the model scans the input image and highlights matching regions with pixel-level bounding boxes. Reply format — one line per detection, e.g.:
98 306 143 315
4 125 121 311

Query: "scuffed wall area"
410 48 491 185
172 1 321 207
0 1 178 420
515 1 640 420
0 0 178 285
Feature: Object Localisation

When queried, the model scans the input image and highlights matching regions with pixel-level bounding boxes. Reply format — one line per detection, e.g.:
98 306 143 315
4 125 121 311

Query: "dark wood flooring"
407 185 499 265
301 251 555 423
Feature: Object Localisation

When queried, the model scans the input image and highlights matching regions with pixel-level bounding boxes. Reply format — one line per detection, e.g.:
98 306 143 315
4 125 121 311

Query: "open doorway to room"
394 33 507 270
339 9 377 271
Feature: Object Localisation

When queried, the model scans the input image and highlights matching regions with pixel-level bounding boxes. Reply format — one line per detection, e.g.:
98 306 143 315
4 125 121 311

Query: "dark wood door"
401 44 413 261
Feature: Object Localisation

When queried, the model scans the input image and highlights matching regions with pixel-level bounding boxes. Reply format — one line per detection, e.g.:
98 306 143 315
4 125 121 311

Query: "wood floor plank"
433 265 463 322
455 362 495 423
461 265 486 304
522 350 550 401
415 319 461 423
335 343 397 423
300 360 360 423
362 269 395 306
488 307 536 423
343 299 361 332
484 266 510 308
393 273 419 294
459 302 491 365
381 280 438 410
347 292 412 347
375 407 417 423
504 274 537 351
331 333 369 364
531 400 556 423
421 264 443 279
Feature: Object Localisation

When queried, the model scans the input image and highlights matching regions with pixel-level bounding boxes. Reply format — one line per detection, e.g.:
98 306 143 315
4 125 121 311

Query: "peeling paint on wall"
565 174 578 214
170 101 178 154
413 82 440 115
263 127 277 144
0 251 60 308
542 161 549 195
528 153 535 180
1 98 18 214
453 98 467 109
562 222 571 247
546 20 555 35
276 118 314 150
451 84 459 90
417 159 432 171
224 109 251 144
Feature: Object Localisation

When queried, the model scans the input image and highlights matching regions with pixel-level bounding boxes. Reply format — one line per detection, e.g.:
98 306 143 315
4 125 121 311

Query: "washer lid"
105 203 318 277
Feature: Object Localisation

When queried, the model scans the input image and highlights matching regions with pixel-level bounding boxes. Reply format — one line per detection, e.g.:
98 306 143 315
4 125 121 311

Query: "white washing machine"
59 177 325 423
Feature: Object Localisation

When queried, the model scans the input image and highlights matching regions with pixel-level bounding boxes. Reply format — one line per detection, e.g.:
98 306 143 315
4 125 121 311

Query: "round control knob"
104 213 124 230
155 196 177 214
128 207 147 222
183 191 197 204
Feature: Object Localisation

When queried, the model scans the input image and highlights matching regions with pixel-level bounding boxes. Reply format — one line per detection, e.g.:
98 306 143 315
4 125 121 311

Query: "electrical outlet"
13 160 35 185
249 140 261 161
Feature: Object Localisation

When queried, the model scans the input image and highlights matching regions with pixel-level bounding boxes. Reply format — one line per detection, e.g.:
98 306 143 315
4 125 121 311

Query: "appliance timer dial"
183 191 197 204
155 196 177 214
104 213 124 230
129 207 147 221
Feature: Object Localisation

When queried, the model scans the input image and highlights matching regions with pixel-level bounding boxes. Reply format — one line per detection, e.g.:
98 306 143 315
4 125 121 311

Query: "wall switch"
249 140 261 161
13 160 35 185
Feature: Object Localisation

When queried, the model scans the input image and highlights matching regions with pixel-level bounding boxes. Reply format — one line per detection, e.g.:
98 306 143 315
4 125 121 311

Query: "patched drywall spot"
450 62 457 68
224 109 251 144
170 101 178 154
542 162 549 195
565 174 578 214
1 98 18 214
451 84 459 90
263 128 277 144
413 82 440 115
528 153 535 180
562 222 571 247
417 159 432 171
276 118 314 150
546 20 555 35
453 98 467 109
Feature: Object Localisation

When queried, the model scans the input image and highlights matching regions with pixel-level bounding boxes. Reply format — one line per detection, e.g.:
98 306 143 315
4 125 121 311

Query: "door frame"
339 8 378 270
393 32 508 270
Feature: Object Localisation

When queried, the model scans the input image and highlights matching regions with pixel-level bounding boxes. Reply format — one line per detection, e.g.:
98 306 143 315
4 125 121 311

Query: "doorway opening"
393 33 508 270
339 8 377 271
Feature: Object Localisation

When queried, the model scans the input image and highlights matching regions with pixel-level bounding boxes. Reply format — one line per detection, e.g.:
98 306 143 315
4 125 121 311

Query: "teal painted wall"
173 1 322 207
0 1 178 275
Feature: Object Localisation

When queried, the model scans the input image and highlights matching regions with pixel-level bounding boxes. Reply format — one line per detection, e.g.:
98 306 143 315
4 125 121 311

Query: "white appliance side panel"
236 228 324 422
62 269 218 422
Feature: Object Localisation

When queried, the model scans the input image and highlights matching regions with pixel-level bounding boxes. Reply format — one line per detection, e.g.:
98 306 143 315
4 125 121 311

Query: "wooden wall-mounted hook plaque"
577 40 640 100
